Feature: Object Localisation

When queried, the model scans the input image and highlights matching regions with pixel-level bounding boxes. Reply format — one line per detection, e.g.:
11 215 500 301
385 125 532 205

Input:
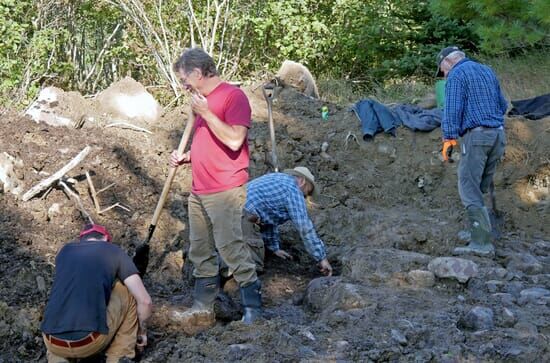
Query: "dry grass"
485 50 550 100
318 49 550 105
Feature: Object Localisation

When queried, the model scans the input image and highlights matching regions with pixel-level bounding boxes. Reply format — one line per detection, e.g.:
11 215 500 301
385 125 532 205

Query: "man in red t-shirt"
169 48 261 330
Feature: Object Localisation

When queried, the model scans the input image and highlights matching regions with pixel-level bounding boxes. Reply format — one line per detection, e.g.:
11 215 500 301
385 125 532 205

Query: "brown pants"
43 281 138 363
221 213 265 277
188 185 258 286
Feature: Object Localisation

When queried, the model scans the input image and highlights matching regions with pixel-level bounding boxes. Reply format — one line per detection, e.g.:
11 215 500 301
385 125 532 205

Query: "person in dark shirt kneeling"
41 224 153 363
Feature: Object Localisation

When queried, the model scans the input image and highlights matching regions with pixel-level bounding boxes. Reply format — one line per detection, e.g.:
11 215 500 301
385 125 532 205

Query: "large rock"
342 248 431 281
428 257 478 283
304 277 367 314
505 253 543 275
0 152 24 196
25 86 88 127
95 76 162 127
407 270 435 288
458 306 494 331
518 287 550 305
276 60 319 98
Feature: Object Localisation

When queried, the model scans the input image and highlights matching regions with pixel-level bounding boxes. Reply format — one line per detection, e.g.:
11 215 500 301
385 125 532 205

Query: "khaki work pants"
43 281 138 363
188 185 258 286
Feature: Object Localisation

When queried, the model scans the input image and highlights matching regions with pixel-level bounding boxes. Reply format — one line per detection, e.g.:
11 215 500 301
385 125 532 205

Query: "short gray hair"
445 50 466 63
173 47 218 77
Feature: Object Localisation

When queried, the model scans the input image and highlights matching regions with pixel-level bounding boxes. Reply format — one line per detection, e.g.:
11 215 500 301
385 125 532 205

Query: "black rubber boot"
193 275 220 311
454 207 495 257
240 279 262 324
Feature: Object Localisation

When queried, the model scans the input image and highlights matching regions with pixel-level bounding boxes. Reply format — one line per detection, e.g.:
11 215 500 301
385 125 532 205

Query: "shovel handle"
150 107 195 228
262 86 279 172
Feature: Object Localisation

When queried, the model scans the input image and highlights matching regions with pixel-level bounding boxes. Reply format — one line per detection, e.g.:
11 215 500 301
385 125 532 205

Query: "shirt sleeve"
442 77 465 140
224 88 251 128
286 189 327 262
116 249 139 281
260 224 281 252
498 84 508 115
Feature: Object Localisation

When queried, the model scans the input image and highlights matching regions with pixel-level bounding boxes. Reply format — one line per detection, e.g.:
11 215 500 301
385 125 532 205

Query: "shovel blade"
133 243 150 277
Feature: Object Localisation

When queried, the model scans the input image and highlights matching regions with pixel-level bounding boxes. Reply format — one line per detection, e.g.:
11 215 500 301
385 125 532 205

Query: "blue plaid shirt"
442 58 508 140
244 173 327 262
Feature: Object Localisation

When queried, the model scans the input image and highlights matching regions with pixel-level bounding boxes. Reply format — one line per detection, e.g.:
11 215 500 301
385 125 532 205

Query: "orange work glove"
442 139 458 162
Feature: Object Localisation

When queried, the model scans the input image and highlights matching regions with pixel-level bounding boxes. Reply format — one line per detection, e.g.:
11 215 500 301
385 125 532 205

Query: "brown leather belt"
45 332 101 348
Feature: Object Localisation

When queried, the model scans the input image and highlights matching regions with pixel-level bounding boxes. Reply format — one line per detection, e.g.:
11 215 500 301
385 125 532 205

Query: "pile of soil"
0 80 548 362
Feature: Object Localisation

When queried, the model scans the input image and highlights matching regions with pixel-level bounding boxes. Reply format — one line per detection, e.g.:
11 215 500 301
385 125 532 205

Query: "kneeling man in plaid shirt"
242 166 333 276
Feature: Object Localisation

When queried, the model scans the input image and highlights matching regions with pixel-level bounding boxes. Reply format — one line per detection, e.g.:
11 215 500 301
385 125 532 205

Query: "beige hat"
283 166 319 198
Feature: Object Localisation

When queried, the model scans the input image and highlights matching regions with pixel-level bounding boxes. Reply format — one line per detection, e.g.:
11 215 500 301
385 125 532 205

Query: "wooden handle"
263 87 278 172
150 107 195 226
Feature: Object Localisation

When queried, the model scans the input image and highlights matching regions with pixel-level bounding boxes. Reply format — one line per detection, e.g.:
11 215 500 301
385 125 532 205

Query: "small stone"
335 340 350 351
36 275 46 292
301 330 316 341
505 281 525 298
428 257 479 283
47 203 61 220
505 347 522 357
501 307 516 327
407 270 435 288
514 321 538 337
457 295 465 302
518 287 550 305
491 293 516 306
458 306 494 331
486 280 504 293
228 344 255 360
391 329 408 345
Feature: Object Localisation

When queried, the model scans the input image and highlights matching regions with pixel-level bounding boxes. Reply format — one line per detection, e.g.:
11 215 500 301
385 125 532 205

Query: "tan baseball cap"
283 166 319 198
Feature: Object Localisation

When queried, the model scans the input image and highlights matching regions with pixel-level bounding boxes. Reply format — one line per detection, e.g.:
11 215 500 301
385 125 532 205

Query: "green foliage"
0 0 545 108
430 0 550 54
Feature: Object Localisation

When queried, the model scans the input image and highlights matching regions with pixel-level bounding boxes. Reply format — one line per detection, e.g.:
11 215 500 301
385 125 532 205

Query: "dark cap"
435 46 461 77
80 224 112 242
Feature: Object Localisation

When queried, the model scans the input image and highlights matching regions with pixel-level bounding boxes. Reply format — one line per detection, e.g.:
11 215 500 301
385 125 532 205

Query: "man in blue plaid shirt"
436 46 507 257
243 166 333 276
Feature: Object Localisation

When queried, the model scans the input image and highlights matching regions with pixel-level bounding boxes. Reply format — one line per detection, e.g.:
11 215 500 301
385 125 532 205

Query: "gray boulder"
342 248 431 281
458 306 494 331
428 257 479 283
304 277 367 314
518 287 550 305
407 270 436 288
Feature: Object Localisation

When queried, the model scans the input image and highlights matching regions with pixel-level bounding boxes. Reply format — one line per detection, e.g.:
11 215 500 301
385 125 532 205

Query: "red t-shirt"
190 82 251 194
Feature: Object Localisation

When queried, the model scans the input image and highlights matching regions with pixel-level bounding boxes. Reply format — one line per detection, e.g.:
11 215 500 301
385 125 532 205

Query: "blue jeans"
458 127 506 209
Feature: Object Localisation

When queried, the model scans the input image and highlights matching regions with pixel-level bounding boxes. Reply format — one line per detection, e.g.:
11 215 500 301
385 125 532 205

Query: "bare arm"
124 274 153 329
191 93 248 151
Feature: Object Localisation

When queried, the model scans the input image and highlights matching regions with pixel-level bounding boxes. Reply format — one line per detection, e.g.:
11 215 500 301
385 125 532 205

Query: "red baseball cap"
79 224 112 242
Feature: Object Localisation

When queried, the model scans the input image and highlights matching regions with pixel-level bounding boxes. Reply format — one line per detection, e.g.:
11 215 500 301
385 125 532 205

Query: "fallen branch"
86 172 131 214
22 146 91 201
105 122 153 134
59 180 94 224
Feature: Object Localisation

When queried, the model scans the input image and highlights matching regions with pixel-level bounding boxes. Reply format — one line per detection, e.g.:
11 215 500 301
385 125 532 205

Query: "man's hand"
318 258 333 276
136 331 147 353
442 139 458 162
169 150 190 168
274 249 293 260
190 93 209 117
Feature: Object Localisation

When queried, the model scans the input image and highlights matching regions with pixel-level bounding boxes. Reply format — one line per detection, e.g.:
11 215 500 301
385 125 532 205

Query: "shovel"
262 83 279 172
133 107 195 276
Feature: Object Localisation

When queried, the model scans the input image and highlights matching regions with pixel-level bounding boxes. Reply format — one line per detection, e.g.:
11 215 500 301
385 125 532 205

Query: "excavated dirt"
0 82 549 363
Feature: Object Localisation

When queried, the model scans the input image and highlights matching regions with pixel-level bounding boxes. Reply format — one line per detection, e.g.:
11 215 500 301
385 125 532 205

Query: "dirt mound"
1 82 549 362
24 77 162 131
